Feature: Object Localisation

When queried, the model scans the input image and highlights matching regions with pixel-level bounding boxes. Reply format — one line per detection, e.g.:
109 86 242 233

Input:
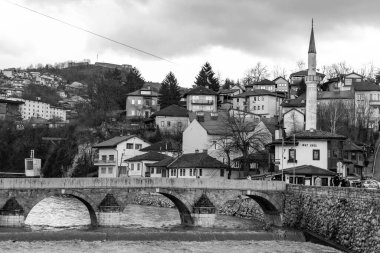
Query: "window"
135 144 142 150
150 167 155 174
237 98 239 102
288 149 296 162
167 121 171 127
131 164 134 171
156 167 162 174
131 110 135 116
109 155 114 161
108 167 113 174
321 178 328 186
180 169 185 176
189 169 193 176
313 149 320 160
262 105 264 110
253 106 256 110
258 97 261 101
137 100 141 105
152 100 155 105
199 169 202 176
101 167 106 174
161 121 164 127
220 169 224 177
351 152 357 161
126 143 133 149
131 99 135 105
254 97 256 101
137 163 141 170
262 96 264 101
101 155 107 161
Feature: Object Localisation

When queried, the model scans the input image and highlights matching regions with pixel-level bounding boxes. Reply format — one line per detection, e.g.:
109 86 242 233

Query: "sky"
0 0 380 87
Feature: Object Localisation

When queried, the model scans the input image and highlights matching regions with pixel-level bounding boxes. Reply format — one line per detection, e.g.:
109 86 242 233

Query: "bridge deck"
0 178 286 191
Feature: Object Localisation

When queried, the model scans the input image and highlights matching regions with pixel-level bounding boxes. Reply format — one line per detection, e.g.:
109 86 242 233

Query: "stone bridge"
0 178 286 228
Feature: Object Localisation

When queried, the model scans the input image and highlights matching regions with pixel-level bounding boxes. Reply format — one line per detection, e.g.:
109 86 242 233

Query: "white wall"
274 139 328 170
182 120 209 154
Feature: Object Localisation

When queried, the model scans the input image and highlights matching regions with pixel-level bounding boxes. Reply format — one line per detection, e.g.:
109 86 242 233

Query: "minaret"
305 19 319 130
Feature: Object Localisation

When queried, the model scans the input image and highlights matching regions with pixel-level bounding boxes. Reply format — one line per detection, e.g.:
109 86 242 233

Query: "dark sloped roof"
281 93 306 107
148 156 175 167
260 117 278 138
289 70 325 78
292 130 346 140
151 104 188 117
200 120 231 135
127 88 160 97
125 151 170 162
253 79 276 86
168 153 227 169
282 165 336 176
343 140 363 151
140 140 180 152
0 99 24 105
234 89 285 98
93 135 137 148
218 88 239 94
183 86 218 96
318 91 354 100
352 82 380 91
273 77 289 83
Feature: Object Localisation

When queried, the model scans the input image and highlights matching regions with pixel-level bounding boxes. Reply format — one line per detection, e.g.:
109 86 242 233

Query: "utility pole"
293 133 296 184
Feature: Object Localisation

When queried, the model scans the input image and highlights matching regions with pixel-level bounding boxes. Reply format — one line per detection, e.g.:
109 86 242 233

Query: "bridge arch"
155 189 194 225
23 189 98 227
243 191 283 226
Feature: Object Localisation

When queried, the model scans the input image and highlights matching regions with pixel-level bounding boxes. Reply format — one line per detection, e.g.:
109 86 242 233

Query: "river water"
0 196 341 252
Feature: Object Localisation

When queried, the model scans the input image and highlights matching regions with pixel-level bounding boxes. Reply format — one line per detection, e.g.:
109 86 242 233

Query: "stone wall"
284 185 380 253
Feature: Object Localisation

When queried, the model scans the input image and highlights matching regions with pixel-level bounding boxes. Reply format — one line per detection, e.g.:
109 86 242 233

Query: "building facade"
126 87 160 118
184 86 218 112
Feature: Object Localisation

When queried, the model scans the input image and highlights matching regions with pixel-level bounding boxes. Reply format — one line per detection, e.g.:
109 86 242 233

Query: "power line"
6 0 174 64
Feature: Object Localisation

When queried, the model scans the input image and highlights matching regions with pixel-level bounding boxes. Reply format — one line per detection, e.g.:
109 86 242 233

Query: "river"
0 196 341 252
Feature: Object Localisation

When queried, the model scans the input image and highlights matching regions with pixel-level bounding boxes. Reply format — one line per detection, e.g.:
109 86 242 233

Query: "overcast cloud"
1 0 379 85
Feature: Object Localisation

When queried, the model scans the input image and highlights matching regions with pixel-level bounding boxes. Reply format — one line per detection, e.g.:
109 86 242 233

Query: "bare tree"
296 60 306 71
211 135 236 179
331 61 352 77
272 65 287 79
318 100 353 134
359 62 377 81
242 62 269 85
355 97 375 142
218 110 272 177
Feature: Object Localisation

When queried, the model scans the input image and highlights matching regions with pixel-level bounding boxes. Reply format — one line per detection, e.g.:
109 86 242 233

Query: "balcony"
191 100 214 105
93 158 116 165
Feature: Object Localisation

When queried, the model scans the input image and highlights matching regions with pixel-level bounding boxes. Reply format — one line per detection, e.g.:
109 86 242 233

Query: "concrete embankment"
0 230 305 242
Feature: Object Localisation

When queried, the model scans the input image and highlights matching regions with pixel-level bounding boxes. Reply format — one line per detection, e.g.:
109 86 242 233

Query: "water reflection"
24 196 264 231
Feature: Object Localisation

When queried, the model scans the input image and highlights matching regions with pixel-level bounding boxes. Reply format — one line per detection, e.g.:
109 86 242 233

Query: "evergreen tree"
194 62 220 92
159 72 181 109
124 67 145 94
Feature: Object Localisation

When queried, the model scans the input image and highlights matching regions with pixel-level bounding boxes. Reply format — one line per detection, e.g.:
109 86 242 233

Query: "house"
273 77 289 93
341 72 364 91
0 98 24 120
183 112 273 171
18 99 67 121
126 87 160 118
218 84 245 109
151 104 189 133
165 152 227 178
342 139 366 178
276 165 337 186
232 90 285 118
125 151 170 177
269 129 346 173
1 69 15 79
352 81 380 129
317 90 354 106
281 94 306 135
183 86 218 112
250 79 277 92
93 135 150 178
139 140 181 157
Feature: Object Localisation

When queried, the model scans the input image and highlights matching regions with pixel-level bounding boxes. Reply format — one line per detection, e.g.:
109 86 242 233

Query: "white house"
93 135 150 178
125 151 170 177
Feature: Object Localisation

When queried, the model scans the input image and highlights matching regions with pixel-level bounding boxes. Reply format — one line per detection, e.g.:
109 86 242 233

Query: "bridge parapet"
0 178 286 191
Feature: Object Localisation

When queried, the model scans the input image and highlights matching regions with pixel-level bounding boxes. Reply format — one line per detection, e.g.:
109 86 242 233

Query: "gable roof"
344 72 363 78
151 104 188 117
140 140 180 152
183 86 218 96
292 130 346 140
260 117 278 138
281 93 306 107
352 82 380 91
167 152 227 169
282 165 336 176
93 135 140 148
318 91 354 100
273 76 289 83
289 70 325 78
148 156 175 167
233 89 285 98
253 79 277 86
125 151 170 162
127 88 160 97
